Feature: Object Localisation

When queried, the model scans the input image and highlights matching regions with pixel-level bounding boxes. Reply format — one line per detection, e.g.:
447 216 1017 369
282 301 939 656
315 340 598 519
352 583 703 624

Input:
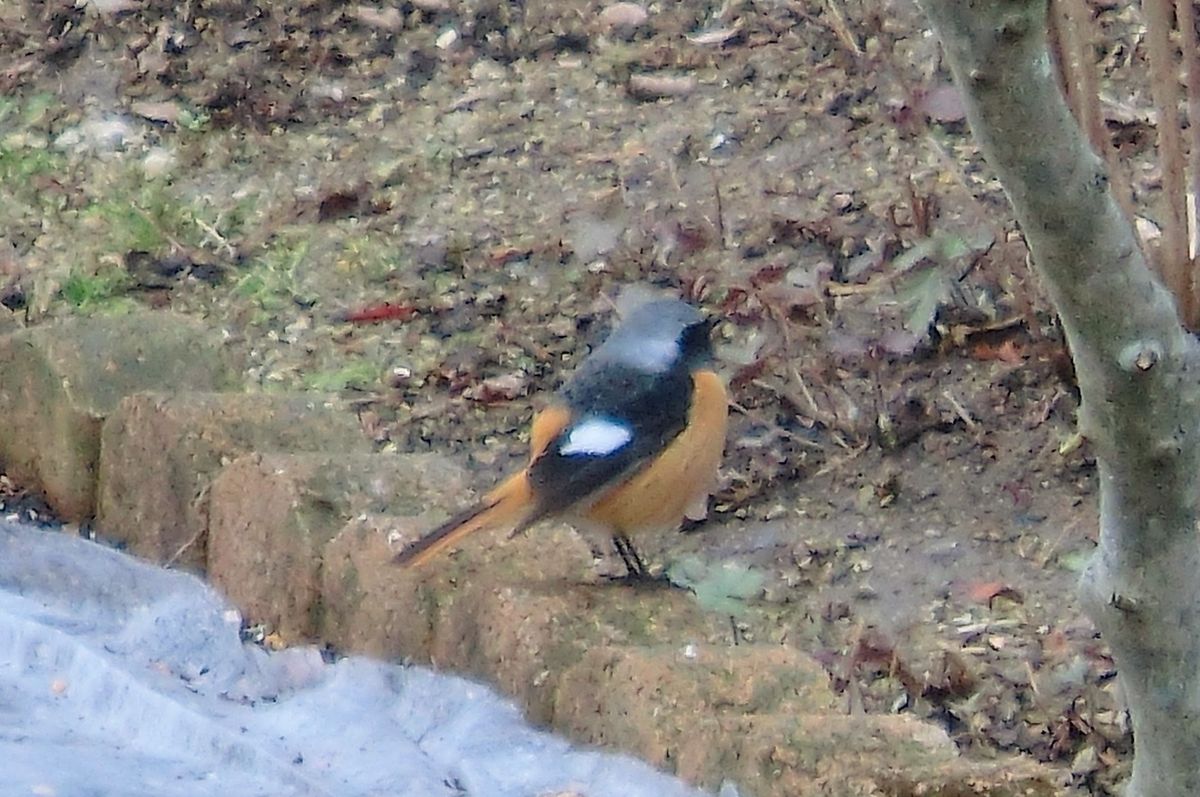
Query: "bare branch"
1178 0 1200 307
1146 0 1192 322
1051 0 1138 226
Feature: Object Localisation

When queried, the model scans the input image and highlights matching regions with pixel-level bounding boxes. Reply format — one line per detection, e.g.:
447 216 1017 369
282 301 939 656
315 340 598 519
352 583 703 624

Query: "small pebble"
598 2 648 38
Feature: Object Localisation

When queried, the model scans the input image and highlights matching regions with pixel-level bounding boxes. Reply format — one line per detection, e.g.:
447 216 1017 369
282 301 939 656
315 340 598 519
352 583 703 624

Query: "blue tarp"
0 521 726 797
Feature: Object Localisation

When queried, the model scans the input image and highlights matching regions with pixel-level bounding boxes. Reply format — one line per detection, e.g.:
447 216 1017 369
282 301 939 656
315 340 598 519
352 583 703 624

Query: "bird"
393 297 729 577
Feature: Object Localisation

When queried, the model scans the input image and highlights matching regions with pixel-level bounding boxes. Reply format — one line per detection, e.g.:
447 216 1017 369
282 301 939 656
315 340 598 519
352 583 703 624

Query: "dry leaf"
686 26 742 46
962 580 1025 606
352 4 404 32
130 100 181 124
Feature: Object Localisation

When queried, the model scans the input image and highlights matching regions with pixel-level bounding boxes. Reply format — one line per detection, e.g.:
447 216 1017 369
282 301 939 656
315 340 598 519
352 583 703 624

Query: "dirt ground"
1 0 1162 792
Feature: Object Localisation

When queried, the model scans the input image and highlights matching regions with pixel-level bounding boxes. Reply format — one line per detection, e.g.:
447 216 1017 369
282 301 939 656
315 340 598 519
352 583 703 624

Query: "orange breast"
582 369 728 533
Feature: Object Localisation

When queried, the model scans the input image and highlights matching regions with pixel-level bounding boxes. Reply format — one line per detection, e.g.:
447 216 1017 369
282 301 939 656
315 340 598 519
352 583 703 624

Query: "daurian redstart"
393 297 729 576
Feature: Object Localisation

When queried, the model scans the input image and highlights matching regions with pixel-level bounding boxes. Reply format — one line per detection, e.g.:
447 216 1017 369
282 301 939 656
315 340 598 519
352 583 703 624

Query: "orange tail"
393 471 534 568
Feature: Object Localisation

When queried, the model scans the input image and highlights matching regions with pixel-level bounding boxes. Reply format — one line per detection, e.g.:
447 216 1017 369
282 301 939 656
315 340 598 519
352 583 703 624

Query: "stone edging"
0 310 1064 796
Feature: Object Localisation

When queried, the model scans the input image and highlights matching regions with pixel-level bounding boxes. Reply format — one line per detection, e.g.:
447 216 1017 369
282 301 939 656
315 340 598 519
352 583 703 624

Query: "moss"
333 233 403 284
303 362 381 392
236 237 311 319
60 267 133 310
0 141 67 181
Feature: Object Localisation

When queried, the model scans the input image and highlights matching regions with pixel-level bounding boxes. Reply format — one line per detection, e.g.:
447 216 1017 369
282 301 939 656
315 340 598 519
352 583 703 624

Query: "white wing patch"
559 417 633 457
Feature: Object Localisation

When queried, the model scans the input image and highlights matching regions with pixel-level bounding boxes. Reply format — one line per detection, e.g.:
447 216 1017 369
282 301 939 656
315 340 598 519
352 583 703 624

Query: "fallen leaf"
667 556 765 615
748 262 786 287
130 100 181 124
686 26 742 46
895 265 949 337
486 245 534 267
337 302 418 324
961 580 1024 606
464 372 527 403
970 337 1026 364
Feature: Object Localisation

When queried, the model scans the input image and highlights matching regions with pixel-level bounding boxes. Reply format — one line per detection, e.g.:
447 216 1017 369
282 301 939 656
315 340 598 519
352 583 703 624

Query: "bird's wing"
523 363 693 520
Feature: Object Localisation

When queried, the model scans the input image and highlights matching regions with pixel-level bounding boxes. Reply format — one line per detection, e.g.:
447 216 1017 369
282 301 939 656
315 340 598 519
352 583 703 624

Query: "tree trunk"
919 2 1200 795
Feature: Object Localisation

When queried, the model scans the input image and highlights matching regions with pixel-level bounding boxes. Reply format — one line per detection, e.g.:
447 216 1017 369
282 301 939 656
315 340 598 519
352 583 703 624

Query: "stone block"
737 713 1059 797
554 643 838 779
320 513 440 660
555 645 1061 795
95 391 368 570
0 312 233 520
432 579 711 724
321 509 596 665
208 451 471 642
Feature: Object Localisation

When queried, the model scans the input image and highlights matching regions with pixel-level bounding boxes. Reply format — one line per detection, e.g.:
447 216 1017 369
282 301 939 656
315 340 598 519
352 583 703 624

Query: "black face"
676 316 717 369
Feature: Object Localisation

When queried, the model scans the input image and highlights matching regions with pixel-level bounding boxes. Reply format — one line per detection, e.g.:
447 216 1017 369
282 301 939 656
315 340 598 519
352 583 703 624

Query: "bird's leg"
603 535 680 589
612 533 650 579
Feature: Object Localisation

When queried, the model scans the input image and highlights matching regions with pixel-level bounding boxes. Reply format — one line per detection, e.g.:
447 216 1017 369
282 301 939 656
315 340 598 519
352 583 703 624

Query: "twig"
711 171 728 249
194 216 237 260
819 0 861 57
812 439 870 477
1178 0 1200 308
1057 0 1138 227
166 526 205 568
941 389 977 430
1145 0 1192 323
749 375 857 450
728 399 828 451
790 366 829 427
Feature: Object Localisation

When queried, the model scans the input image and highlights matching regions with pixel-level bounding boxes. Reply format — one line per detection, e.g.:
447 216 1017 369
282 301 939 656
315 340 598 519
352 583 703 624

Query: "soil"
1 0 1159 793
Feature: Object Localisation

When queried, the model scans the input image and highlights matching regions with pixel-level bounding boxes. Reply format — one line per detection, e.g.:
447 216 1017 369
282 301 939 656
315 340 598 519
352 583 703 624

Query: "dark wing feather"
524 361 692 519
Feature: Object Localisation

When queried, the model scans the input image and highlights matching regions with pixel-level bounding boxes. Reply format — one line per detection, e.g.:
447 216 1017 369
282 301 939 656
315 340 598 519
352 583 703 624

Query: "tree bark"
919 2 1200 795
